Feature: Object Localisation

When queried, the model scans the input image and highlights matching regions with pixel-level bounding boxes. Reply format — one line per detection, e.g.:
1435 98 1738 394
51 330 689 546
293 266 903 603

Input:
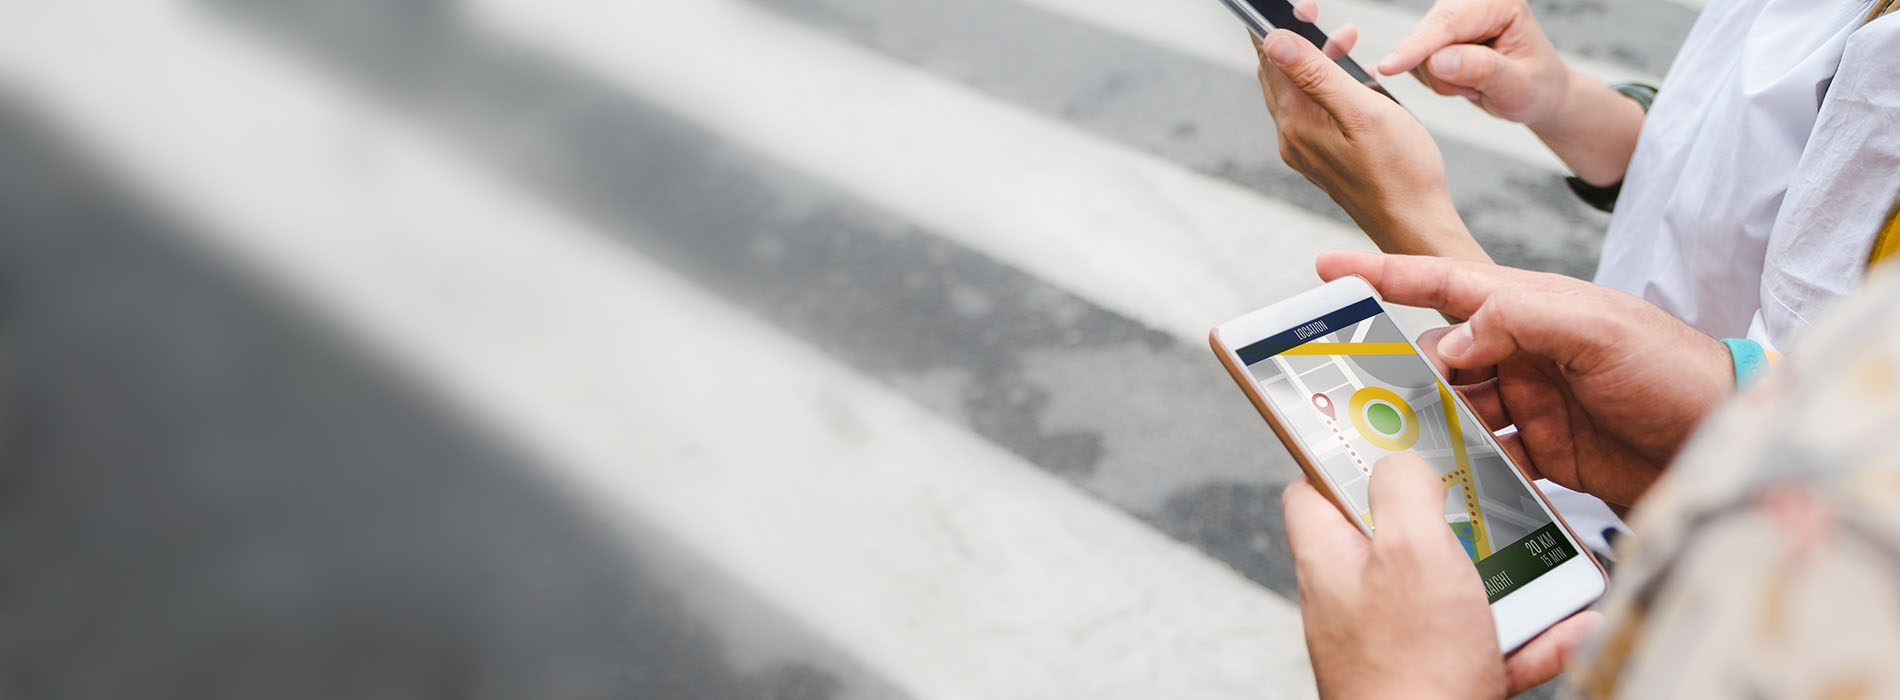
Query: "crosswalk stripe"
1012 0 1664 176
0 3 1322 698
470 0 1447 343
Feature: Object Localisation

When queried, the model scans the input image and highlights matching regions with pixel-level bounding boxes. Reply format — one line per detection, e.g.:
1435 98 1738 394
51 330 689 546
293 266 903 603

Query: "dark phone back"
1223 0 1389 93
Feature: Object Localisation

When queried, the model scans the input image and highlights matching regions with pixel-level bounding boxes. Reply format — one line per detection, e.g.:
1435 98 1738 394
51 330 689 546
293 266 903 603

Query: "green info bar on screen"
1478 523 1580 603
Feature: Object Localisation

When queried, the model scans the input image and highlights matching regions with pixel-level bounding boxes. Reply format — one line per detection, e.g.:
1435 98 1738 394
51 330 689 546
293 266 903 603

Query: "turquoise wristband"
1721 338 1769 389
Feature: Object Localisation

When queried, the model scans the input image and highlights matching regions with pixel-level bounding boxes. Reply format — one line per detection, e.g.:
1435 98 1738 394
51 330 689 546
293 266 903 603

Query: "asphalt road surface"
0 0 1696 697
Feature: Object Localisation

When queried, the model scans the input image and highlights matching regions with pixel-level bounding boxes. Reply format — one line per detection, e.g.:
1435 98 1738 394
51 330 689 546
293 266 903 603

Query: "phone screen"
1238 298 1581 602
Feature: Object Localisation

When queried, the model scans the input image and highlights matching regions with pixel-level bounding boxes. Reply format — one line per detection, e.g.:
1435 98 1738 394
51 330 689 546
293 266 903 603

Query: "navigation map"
1240 302 1578 599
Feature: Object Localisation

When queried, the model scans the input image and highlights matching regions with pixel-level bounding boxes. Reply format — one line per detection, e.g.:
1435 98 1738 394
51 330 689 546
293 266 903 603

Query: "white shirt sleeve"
1755 12 1900 350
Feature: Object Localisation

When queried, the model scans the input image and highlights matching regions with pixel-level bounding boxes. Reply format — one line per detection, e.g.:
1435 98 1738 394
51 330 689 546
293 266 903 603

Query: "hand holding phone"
1210 274 1606 652
1285 451 1603 698
1222 0 1481 261
1212 251 1739 688
1312 251 1734 509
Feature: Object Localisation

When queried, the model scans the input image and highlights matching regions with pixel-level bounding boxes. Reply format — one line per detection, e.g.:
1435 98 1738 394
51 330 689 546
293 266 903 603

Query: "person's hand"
1287 451 1600 699
1254 21 1486 261
1375 0 1645 185
1318 251 1733 507
1377 0 1570 127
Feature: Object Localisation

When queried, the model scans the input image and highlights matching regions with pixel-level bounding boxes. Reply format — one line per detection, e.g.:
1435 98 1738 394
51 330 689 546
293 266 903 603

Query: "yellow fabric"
1563 264 1900 700
1872 0 1900 22
1872 202 1900 267
1859 0 1898 267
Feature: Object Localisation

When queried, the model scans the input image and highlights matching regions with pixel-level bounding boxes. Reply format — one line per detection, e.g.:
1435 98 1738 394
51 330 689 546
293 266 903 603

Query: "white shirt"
1594 0 1900 352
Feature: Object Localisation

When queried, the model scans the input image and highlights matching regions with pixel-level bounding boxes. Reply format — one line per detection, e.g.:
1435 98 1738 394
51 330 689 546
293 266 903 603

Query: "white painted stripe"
0 4 1320 699
1013 0 1665 174
468 0 1447 341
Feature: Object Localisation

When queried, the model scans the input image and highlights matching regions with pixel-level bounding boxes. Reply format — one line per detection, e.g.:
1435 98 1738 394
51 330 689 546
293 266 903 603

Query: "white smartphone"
1210 276 1605 651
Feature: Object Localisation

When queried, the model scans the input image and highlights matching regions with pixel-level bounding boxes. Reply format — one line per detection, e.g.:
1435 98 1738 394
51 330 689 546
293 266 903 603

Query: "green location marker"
1367 402 1403 435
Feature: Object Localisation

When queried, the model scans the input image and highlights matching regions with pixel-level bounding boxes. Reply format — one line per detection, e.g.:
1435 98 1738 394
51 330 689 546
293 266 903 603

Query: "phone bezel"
1213 0 1392 94
1215 0 1274 39
1210 275 1607 652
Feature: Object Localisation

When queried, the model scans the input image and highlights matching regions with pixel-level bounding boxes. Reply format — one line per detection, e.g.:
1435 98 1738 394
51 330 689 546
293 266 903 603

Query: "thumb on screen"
1366 452 1454 541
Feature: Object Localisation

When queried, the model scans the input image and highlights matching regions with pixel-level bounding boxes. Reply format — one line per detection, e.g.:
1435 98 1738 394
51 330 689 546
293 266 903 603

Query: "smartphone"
1216 0 1398 103
1209 276 1604 651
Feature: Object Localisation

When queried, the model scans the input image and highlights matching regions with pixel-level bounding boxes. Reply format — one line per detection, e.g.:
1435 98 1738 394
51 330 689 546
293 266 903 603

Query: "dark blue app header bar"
1236 297 1384 365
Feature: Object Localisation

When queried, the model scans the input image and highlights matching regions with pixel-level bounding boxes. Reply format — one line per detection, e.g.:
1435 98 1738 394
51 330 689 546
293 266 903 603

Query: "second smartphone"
1215 0 1398 103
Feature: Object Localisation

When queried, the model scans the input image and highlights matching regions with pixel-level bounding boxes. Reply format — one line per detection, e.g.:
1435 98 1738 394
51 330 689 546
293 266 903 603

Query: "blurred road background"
0 0 1696 697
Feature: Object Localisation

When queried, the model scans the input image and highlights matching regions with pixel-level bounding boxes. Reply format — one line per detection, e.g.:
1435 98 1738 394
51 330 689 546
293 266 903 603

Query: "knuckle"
1437 263 1473 309
1334 109 1381 136
1591 302 1640 347
1494 285 1535 311
1374 532 1428 568
1481 287 1531 328
1284 58 1330 90
1276 119 1314 145
1431 5 1463 29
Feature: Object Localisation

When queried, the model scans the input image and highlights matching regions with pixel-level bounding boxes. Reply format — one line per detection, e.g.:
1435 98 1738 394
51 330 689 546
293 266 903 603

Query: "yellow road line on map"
1276 342 1414 356
1436 382 1491 558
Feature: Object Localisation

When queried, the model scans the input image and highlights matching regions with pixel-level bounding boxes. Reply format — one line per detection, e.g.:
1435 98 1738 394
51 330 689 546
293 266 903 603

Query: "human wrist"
1527 70 1645 186
1316 668 1489 700
1517 64 1581 133
1351 193 1488 262
1670 333 1740 446
1325 682 1493 700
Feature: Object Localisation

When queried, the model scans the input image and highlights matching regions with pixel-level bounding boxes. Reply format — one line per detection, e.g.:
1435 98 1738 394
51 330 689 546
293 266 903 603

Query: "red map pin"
1311 393 1335 420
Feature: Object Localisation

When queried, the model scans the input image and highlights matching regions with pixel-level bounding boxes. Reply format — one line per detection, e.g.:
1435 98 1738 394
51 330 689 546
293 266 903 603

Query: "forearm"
1343 193 1492 264
1526 70 1647 187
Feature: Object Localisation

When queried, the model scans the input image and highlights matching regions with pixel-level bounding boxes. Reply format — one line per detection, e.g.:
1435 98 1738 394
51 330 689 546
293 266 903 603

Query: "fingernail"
1429 50 1460 76
1266 34 1298 66
1293 0 1317 22
1438 324 1474 360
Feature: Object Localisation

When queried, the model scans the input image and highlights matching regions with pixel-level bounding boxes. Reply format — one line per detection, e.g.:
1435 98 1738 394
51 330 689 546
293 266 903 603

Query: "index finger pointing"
1315 250 1549 321
1377 1 1512 76
1378 18 1459 76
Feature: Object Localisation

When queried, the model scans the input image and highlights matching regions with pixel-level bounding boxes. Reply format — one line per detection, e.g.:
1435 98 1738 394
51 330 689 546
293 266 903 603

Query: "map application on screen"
1239 298 1581 602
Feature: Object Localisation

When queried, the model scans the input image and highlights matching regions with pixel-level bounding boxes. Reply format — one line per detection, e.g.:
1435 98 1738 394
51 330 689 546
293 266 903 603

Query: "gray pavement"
0 0 1695 697
0 98 899 700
